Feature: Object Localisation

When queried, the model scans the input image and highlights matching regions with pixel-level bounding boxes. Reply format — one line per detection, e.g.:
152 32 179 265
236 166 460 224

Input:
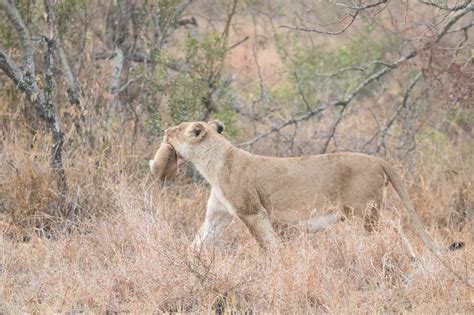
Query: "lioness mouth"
149 142 179 181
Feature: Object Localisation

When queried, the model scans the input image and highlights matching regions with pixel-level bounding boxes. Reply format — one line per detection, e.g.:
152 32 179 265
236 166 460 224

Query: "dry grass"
0 1 472 311
0 132 472 313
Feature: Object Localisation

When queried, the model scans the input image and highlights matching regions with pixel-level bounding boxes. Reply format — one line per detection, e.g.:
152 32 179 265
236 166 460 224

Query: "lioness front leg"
239 209 278 252
192 191 233 251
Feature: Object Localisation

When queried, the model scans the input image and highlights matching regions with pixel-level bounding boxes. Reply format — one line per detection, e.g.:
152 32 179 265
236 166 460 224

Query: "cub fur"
149 142 178 181
150 121 441 254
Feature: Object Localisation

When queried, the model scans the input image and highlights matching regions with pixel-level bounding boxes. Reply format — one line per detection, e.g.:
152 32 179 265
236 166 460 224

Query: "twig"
376 72 422 153
279 0 389 35
435 2 474 42
239 2 473 147
58 46 81 105
238 106 327 147
334 0 390 11
227 36 250 51
321 107 345 154
280 11 360 35
420 0 471 11
313 60 392 78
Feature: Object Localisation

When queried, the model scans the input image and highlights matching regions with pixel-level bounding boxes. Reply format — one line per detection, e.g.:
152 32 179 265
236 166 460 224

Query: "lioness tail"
381 162 441 254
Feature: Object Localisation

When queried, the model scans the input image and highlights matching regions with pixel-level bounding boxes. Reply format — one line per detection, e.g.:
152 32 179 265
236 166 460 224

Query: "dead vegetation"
0 123 472 313
0 0 472 313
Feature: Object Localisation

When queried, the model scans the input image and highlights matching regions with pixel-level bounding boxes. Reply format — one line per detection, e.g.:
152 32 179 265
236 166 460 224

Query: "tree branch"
279 0 389 35
420 0 471 11
42 36 66 188
0 51 29 92
321 107 346 154
0 0 67 190
58 47 81 105
0 51 49 122
280 11 360 35
227 36 250 51
44 0 81 106
435 2 474 42
376 72 422 153
0 0 35 76
239 1 473 148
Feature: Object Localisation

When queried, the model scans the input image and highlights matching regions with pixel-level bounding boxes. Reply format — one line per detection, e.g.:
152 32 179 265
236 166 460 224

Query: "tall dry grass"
0 124 472 313
0 1 472 311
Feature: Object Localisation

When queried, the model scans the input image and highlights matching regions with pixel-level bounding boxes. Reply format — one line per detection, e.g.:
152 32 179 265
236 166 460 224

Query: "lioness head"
149 120 224 180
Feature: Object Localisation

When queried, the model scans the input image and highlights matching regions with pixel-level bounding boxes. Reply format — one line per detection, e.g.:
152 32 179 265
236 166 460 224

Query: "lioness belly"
265 194 339 223
253 153 384 224
258 171 341 223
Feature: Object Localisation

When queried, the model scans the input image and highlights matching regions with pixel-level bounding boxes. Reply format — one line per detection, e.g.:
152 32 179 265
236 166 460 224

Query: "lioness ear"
187 122 207 141
208 120 224 134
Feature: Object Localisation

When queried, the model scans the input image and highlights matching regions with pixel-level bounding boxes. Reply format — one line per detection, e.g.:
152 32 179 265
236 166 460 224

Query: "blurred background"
0 1 472 312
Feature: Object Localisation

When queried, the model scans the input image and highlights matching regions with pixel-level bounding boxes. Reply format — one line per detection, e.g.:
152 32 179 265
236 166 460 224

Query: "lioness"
150 121 441 254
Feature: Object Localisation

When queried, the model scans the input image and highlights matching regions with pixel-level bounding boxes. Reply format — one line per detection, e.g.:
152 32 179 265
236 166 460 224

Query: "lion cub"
150 121 440 254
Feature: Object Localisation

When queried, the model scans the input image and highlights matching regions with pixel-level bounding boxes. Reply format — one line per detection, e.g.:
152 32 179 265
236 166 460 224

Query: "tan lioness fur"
150 121 440 254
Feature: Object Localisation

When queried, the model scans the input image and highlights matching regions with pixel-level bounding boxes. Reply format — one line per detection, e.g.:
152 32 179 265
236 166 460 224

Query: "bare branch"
58 47 81 105
238 106 327 147
334 0 390 10
0 0 67 190
321 107 346 154
376 72 422 153
240 1 473 148
420 0 471 11
0 52 30 93
280 11 359 35
435 2 474 42
0 51 49 122
221 0 238 41
227 36 250 51
237 50 412 147
0 0 35 76
154 0 193 52
44 0 81 106
313 60 393 78
279 0 389 35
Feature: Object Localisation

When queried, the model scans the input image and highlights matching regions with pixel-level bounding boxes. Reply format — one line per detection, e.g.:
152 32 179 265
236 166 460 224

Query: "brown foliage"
0 0 472 312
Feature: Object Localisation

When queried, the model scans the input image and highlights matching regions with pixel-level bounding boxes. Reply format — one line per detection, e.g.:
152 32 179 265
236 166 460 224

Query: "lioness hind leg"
304 212 343 232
